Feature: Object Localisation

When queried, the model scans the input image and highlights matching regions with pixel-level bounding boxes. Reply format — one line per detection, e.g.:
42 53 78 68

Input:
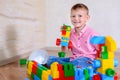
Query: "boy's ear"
87 15 90 20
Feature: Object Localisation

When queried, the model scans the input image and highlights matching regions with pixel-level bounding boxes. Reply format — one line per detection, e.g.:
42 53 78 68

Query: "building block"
58 52 66 57
63 63 74 77
20 58 27 65
92 74 101 80
99 73 114 80
56 24 72 48
114 73 118 80
84 68 90 80
105 36 117 51
90 36 105 44
26 35 119 80
75 68 85 80
106 68 115 77
34 74 41 80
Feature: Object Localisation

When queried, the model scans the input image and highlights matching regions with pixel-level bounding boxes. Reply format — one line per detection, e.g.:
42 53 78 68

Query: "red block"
93 74 101 80
114 73 118 80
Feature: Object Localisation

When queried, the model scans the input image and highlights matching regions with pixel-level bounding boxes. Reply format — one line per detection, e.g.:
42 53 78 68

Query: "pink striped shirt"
70 25 99 60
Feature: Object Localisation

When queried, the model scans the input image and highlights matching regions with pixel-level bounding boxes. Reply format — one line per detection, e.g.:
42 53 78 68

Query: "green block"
106 68 115 77
101 52 108 59
102 46 107 52
31 72 34 79
40 65 48 70
20 59 27 65
58 52 66 57
63 63 74 77
36 67 42 78
84 69 90 80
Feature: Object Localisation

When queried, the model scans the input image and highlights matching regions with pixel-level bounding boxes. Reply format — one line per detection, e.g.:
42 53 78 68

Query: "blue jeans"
47 56 93 68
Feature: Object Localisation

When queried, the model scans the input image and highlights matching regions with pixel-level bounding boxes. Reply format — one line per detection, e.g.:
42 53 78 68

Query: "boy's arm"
61 46 67 52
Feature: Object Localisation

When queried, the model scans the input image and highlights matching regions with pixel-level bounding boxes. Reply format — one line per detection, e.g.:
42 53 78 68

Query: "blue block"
114 58 119 67
48 75 52 80
34 75 41 80
74 68 85 80
88 68 94 77
90 36 105 44
38 63 42 67
99 73 114 80
61 42 68 46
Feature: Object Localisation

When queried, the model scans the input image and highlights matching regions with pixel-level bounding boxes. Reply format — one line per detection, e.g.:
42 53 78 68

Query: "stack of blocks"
27 61 95 80
91 36 119 80
56 24 72 49
27 35 119 80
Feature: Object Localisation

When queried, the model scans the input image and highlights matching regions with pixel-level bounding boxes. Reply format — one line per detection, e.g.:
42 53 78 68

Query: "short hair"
71 3 89 14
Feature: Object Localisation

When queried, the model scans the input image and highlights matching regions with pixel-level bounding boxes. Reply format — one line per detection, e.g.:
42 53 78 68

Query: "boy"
47 3 99 68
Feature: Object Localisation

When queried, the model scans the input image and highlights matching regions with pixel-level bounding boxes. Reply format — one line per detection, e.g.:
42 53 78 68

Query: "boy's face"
70 8 89 28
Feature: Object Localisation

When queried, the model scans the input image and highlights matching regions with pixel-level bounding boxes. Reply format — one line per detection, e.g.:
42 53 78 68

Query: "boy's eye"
78 15 82 17
72 15 75 17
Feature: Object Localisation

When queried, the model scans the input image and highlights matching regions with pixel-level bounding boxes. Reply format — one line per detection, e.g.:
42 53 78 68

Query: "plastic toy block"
114 73 118 80
114 59 119 67
20 58 27 65
90 36 105 44
50 62 59 78
99 73 114 80
97 58 114 74
96 50 101 58
42 70 51 80
56 24 72 48
36 67 42 78
106 68 115 77
68 41 72 49
57 64 64 79
56 38 61 46
63 63 74 77
50 62 59 71
108 51 114 59
98 58 114 67
28 61 33 68
75 68 85 80
32 63 38 74
58 52 66 57
93 60 101 68
51 71 59 79
84 68 90 80
88 67 94 77
27 69 32 75
92 74 101 80
65 32 70 37
64 76 74 80
34 74 40 80
105 36 117 51
31 72 34 79
101 51 108 59
61 41 68 46
101 46 107 52
62 30 66 35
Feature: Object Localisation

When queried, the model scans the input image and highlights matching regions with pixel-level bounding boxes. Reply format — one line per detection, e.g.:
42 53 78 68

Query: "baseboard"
0 51 31 66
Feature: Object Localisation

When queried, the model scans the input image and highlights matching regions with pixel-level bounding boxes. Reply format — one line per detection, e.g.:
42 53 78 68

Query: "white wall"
45 0 120 48
0 0 46 65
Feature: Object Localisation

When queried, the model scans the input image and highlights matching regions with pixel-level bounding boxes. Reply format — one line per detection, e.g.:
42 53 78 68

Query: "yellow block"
42 70 51 80
108 51 114 59
50 62 59 78
97 58 114 74
27 69 31 75
66 31 70 37
105 36 117 51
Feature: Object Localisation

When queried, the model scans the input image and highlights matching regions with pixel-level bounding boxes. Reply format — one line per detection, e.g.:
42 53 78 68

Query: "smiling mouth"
74 22 80 24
